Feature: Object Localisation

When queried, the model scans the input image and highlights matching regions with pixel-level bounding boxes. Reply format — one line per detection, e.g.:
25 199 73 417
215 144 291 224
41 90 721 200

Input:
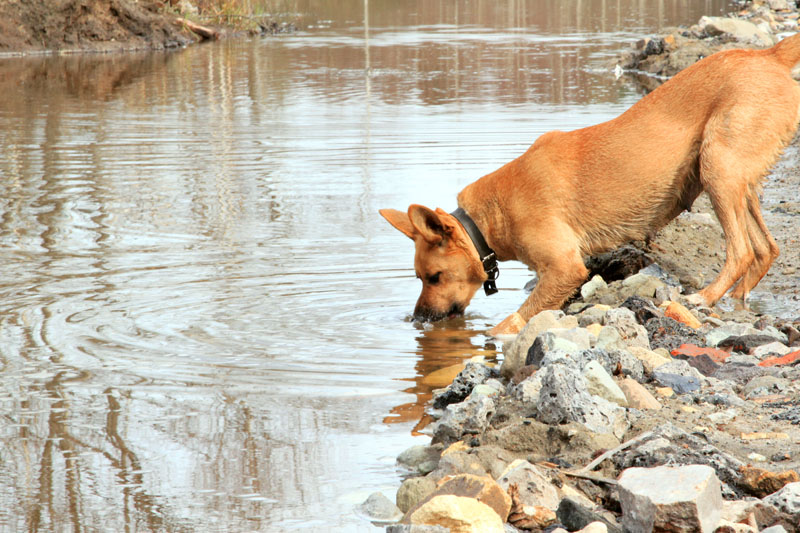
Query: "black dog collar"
451 207 499 296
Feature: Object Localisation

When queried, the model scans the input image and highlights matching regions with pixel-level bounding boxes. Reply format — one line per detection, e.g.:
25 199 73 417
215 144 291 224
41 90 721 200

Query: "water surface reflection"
1 1 737 530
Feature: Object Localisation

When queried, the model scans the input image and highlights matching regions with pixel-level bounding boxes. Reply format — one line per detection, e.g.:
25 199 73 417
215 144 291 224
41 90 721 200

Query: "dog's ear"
379 209 416 239
407 205 452 244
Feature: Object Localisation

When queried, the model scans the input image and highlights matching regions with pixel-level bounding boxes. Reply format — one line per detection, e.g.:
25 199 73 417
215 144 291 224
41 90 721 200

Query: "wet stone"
433 362 498 409
398 445 442 476
358 492 404 523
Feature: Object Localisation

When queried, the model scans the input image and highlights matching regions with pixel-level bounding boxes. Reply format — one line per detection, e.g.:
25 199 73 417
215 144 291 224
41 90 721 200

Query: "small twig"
563 471 618 485
175 17 220 40
572 430 654 476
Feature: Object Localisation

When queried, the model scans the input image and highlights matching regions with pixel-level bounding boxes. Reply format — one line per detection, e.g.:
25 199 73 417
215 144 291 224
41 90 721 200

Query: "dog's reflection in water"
383 319 498 435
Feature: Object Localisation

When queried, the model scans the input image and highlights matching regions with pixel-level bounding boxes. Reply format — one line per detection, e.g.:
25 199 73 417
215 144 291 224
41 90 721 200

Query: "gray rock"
433 361 498 409
652 360 704 394
762 481 800 515
713 364 774 385
526 328 592 367
433 396 495 443
706 323 787 347
699 16 775 47
620 273 666 299
618 464 722 533
358 492 403 523
538 348 644 382
760 526 789 533
556 498 623 533
578 305 609 327
479 417 620 465
752 341 791 358
397 445 442 476
603 307 651 350
653 371 701 394
639 263 682 288
613 423 746 497
619 295 661 325
645 316 706 352
743 375 788 399
535 363 628 438
717 334 784 353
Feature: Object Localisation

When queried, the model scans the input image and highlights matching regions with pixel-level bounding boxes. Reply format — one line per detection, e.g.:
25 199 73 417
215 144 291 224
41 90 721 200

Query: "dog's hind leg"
729 191 780 300
688 149 755 307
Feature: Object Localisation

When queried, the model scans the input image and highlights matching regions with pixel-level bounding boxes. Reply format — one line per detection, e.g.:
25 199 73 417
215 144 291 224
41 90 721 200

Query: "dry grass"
173 0 298 31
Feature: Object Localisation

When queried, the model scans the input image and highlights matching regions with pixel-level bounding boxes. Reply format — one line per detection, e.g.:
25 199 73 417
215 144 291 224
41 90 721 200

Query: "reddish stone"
671 343 731 364
758 350 800 367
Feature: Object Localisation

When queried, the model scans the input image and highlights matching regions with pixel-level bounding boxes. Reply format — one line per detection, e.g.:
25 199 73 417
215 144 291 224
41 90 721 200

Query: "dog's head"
380 205 486 321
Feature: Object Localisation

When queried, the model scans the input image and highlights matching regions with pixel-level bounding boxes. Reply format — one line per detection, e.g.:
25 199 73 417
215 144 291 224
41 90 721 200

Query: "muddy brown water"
0 1 769 531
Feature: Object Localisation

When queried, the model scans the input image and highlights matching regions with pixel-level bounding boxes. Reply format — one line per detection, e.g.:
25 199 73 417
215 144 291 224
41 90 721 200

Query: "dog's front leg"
490 238 588 336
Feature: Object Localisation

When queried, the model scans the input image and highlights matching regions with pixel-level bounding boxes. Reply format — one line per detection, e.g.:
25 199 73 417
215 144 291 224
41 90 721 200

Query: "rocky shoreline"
360 2 800 532
363 268 800 532
616 0 799 88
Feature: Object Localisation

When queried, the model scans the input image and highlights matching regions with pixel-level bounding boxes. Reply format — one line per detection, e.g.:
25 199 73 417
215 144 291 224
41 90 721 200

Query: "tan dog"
381 34 800 335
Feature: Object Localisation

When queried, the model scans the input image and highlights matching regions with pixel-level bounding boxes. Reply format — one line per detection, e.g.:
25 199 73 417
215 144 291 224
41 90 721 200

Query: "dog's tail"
772 32 800 69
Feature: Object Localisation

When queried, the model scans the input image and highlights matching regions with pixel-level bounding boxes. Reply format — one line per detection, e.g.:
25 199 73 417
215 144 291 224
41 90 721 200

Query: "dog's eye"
428 272 441 285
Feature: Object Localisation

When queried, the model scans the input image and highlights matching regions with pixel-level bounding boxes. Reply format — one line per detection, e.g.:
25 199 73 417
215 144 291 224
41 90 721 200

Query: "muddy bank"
0 0 293 54
616 0 799 86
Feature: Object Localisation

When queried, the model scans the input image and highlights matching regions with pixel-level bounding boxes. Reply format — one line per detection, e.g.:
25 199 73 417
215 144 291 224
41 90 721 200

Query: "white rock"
618 465 722 533
581 275 607 299
752 341 791 358
579 522 608 533
583 360 628 407
762 481 800 514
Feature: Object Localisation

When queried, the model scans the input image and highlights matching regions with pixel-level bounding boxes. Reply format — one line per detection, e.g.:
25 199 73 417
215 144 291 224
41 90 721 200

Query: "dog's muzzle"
414 302 465 322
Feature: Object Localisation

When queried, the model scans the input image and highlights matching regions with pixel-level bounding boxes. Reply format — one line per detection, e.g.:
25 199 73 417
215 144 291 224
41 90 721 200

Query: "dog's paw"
684 292 708 308
489 312 526 337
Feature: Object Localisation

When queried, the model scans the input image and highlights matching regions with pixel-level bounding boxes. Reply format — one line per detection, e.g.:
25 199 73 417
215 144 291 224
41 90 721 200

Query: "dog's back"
481 34 800 258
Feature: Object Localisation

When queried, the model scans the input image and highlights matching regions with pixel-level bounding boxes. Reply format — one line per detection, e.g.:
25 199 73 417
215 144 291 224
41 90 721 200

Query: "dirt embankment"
0 0 225 54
